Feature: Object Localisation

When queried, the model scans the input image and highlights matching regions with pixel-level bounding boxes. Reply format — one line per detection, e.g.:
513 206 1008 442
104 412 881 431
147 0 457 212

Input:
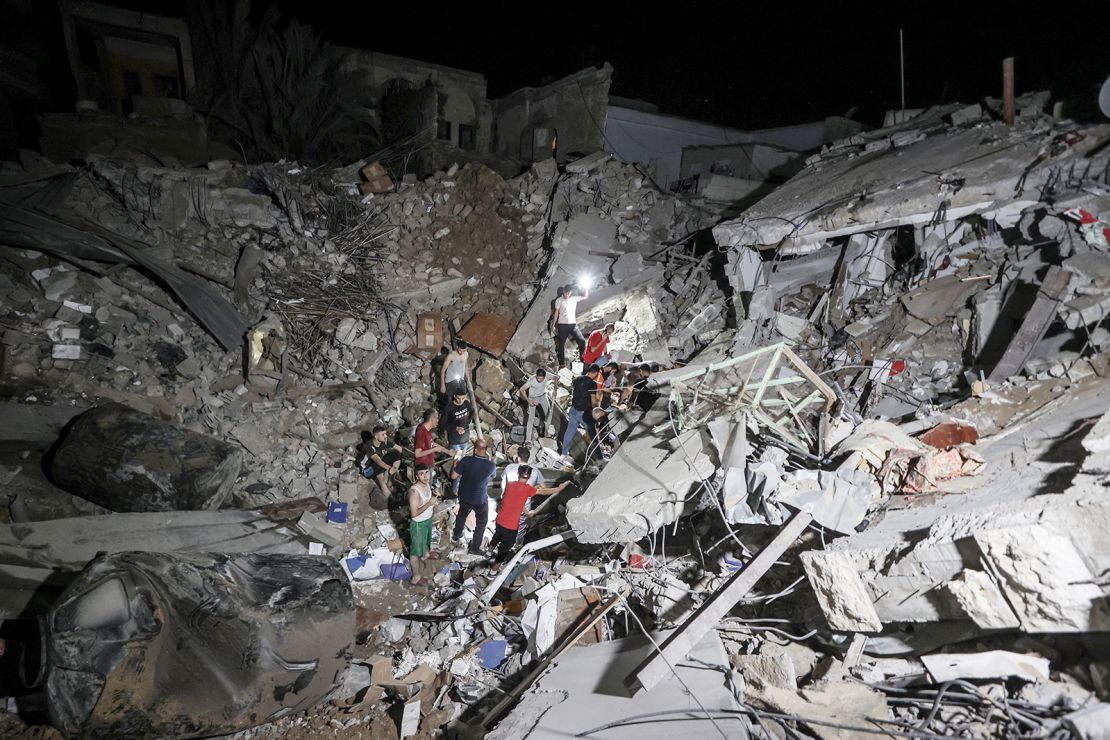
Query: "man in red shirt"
583 323 614 367
489 467 569 564
413 408 448 491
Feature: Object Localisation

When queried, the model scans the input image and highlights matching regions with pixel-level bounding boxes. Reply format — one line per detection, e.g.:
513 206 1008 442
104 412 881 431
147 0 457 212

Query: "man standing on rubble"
518 367 555 443
450 438 496 555
439 339 472 402
414 408 448 492
550 284 588 368
490 466 568 565
442 389 472 493
561 364 602 460
407 465 438 586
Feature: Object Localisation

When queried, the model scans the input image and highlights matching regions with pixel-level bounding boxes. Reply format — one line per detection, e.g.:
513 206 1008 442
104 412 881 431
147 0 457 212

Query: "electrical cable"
581 584 732 740
573 705 955 739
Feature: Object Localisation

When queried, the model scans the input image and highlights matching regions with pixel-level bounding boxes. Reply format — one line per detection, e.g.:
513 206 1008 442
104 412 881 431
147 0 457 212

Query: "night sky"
289 1 1109 128
3 0 1107 129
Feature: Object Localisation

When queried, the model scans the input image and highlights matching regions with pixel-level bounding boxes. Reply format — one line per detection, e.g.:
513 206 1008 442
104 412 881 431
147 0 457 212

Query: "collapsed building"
2 15 1110 735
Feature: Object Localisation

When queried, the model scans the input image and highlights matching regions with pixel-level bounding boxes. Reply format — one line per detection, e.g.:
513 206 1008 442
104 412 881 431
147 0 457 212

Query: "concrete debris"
4 83 1110 740
920 650 1051 683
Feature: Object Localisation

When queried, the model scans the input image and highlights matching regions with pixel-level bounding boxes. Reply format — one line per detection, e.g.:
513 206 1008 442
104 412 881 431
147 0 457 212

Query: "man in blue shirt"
450 438 496 555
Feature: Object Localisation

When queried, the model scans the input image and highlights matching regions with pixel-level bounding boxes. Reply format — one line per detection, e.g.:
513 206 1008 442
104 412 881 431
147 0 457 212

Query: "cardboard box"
413 313 443 359
360 161 388 179
358 176 392 195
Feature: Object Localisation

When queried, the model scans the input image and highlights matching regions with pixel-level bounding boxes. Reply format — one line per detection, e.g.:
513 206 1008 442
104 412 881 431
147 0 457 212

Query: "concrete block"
566 408 716 543
943 570 1021 629
800 550 883 632
51 344 83 361
1063 703 1110 740
297 511 343 547
1082 410 1110 455
610 251 643 283
974 525 1110 632
54 305 86 323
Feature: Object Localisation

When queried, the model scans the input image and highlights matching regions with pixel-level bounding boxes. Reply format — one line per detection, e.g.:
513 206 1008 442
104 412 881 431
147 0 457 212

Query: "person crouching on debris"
490 466 569 566
450 438 496 556
359 425 404 497
603 363 627 408
550 284 588 368
583 323 614 367
408 465 439 586
502 446 544 544
561 364 603 460
591 406 617 458
439 338 472 402
519 367 554 443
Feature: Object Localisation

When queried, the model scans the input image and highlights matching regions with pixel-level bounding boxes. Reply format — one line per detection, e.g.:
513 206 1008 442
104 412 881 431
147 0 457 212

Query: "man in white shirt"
550 284 588 368
518 367 554 442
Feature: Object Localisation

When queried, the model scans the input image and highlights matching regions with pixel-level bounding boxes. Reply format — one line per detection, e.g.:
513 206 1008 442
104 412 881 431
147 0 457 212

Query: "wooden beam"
987 266 1070 383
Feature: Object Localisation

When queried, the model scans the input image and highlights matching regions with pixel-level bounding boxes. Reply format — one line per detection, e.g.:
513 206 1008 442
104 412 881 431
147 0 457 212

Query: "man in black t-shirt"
357 425 404 496
561 364 601 460
441 390 472 492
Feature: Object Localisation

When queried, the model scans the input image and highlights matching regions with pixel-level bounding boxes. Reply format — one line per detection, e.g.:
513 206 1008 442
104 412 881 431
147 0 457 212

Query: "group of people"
356 282 666 586
403 436 567 584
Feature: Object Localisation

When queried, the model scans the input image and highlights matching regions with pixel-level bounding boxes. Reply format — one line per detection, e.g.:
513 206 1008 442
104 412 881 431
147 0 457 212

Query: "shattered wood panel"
554 588 605 646
986 266 1071 382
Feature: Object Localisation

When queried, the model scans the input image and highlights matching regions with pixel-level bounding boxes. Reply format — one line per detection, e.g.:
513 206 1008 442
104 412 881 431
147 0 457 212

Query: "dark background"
3 0 1107 129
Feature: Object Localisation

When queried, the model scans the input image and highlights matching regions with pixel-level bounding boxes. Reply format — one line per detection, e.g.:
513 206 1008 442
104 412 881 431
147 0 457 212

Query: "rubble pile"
4 92 1110 740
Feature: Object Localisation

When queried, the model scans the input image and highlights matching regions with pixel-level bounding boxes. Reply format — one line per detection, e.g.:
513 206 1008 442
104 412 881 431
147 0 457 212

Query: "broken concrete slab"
920 650 1050 683
973 525 1110 632
743 679 889 740
489 630 742 740
714 116 1107 251
1063 703 1110 740
800 549 884 632
943 570 1021 629
566 407 716 543
610 251 643 283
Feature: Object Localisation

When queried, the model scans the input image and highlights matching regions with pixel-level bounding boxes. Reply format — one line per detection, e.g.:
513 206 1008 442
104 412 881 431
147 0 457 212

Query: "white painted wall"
602 105 752 190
